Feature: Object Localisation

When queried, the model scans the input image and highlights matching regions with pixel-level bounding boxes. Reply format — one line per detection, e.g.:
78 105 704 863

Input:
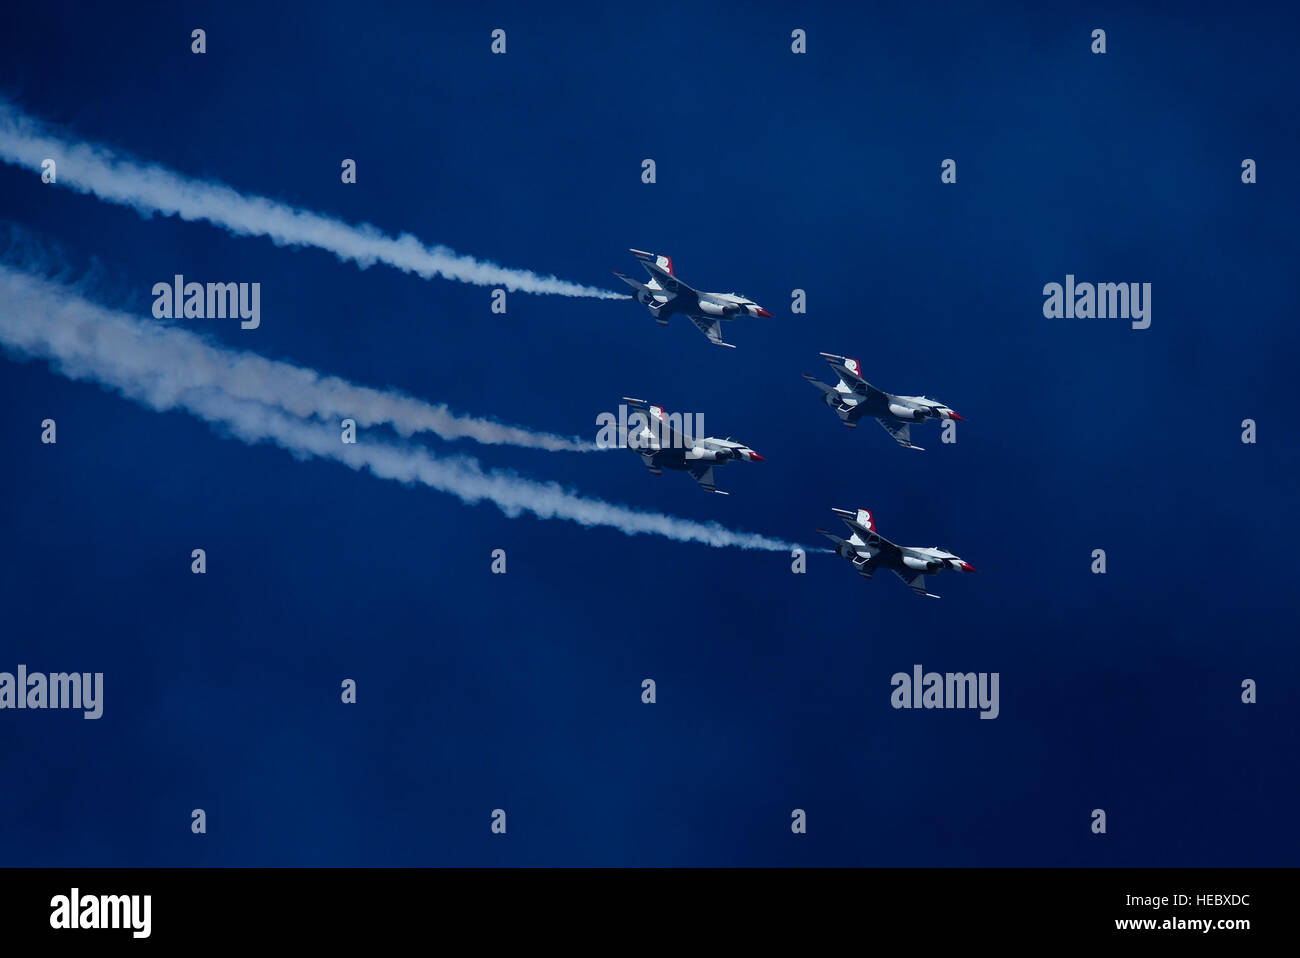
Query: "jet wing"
632 250 697 297
688 313 735 348
877 418 924 450
688 463 728 494
639 452 663 476
624 397 693 449
893 569 940 598
835 516 898 558
821 353 887 402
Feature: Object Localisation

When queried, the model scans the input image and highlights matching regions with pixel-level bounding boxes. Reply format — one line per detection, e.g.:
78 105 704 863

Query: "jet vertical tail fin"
819 353 890 404
630 249 673 275
831 507 875 531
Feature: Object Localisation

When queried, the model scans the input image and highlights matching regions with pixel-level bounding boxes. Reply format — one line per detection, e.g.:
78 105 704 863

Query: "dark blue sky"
0 1 1296 865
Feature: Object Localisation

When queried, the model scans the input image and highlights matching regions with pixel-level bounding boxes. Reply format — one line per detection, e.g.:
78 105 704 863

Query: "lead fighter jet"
818 507 975 598
622 397 763 494
802 352 963 450
613 249 771 348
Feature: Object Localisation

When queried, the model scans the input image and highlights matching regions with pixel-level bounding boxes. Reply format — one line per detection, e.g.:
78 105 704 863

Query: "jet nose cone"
754 307 772 318
947 411 965 421
960 561 975 572
746 451 765 461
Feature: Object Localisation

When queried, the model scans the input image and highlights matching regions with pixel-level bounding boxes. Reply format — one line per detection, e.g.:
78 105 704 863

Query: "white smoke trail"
0 101 628 300
0 265 799 552
0 236 591 452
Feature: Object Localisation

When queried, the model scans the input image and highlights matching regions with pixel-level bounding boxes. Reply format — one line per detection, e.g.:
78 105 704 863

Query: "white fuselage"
832 381 956 422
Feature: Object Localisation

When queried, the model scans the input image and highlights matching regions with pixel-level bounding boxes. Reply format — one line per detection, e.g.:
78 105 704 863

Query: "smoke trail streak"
0 102 628 300
0 234 592 451
0 265 801 552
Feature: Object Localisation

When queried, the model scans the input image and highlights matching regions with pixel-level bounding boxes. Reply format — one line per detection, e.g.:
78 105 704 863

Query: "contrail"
0 101 628 300
0 265 800 552
0 244 592 452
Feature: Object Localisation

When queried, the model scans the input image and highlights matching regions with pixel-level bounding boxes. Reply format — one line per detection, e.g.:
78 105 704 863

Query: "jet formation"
612 249 975 596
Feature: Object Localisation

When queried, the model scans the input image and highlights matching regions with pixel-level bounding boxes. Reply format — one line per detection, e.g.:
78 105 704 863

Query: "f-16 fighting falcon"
613 249 771 348
802 352 963 450
818 507 974 598
621 397 763 494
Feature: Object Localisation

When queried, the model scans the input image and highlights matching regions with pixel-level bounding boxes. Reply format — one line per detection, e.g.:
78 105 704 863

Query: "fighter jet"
621 397 763 494
802 352 963 450
613 249 771 348
818 507 974 598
